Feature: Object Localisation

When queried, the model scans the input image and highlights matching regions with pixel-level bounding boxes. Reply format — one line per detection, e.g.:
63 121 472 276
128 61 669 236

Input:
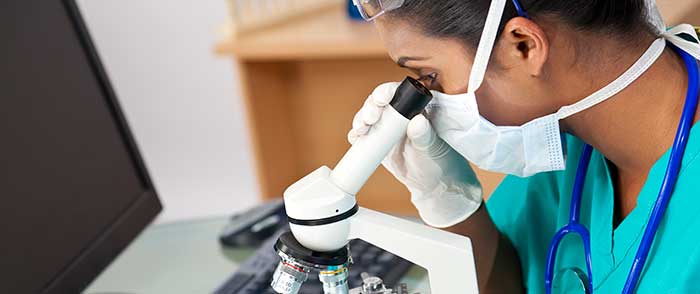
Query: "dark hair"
388 0 656 47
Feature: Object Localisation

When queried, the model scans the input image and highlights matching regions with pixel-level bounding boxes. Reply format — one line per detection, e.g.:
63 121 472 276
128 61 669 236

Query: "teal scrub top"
486 123 700 293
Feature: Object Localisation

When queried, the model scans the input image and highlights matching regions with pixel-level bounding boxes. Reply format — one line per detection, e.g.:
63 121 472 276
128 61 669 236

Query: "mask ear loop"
555 38 666 120
468 0 667 121
467 0 528 93
467 0 507 94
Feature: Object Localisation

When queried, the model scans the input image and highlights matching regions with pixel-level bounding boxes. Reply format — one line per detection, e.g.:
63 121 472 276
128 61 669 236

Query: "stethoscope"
543 43 700 294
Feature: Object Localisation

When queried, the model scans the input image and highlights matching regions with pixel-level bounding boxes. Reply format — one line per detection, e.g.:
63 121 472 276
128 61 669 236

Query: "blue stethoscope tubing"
544 143 595 293
544 43 700 294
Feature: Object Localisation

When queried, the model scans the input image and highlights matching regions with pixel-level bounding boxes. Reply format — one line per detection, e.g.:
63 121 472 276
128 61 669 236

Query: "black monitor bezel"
38 1 163 292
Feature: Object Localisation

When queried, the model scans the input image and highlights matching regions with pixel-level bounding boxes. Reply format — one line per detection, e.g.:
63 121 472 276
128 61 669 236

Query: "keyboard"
215 229 413 294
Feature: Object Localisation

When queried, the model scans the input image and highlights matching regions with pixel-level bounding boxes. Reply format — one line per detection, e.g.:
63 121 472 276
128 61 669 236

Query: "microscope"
270 77 479 294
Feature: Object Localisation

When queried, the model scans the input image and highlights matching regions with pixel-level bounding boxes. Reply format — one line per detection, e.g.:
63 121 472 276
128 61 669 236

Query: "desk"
85 217 430 293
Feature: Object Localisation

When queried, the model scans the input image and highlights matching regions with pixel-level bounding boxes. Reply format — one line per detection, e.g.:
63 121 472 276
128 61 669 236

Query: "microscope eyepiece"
389 76 433 120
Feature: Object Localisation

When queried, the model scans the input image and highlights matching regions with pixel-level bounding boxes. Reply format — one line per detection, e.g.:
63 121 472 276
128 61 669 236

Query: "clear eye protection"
352 0 405 21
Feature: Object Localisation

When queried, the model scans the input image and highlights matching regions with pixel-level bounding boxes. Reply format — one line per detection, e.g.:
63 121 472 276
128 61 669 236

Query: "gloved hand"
347 82 483 228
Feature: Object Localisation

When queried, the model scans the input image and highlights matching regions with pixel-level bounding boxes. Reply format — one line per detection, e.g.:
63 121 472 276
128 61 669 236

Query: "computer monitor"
0 1 162 293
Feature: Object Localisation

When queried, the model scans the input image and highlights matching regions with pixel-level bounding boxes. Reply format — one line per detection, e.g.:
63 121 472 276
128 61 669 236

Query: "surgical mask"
426 0 667 177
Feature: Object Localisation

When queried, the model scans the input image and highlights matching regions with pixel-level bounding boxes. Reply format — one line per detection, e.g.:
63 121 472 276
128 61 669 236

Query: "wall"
77 0 260 223
657 0 700 24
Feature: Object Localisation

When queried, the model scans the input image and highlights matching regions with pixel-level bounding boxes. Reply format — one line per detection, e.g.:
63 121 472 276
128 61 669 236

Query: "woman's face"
374 17 566 127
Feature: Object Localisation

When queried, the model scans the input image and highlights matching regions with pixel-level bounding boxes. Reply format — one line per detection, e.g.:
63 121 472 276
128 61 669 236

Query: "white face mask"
426 0 667 177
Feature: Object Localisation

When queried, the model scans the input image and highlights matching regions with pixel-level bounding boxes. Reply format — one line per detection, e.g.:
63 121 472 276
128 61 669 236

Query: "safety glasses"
352 0 405 21
352 0 528 22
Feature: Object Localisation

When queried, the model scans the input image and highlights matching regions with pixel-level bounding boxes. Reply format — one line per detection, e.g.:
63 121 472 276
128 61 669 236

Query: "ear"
495 17 549 76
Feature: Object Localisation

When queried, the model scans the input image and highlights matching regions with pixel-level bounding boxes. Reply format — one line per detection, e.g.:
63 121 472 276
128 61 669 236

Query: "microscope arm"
349 207 479 294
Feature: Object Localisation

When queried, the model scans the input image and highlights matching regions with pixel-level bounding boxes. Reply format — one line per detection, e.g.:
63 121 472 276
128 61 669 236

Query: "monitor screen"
0 1 162 293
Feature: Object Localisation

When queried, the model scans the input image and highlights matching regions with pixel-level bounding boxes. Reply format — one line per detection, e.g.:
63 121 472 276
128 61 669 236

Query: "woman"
349 0 700 293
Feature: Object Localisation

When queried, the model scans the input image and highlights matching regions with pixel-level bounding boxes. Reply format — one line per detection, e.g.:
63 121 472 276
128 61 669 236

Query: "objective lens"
271 261 309 294
319 265 350 294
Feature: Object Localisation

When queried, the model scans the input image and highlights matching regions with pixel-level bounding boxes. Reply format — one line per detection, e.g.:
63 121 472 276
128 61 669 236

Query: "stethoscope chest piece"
552 267 591 294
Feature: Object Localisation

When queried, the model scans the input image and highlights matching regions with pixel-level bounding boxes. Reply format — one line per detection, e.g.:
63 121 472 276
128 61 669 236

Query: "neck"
562 42 691 176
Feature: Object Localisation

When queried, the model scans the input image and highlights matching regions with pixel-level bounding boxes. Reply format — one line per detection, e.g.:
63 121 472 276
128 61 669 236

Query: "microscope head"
271 165 355 294
284 165 356 252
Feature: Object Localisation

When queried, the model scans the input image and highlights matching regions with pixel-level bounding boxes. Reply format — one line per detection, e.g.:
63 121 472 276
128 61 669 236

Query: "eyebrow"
397 56 427 68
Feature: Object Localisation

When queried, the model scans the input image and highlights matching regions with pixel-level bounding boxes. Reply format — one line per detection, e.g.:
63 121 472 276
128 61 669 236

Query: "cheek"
437 71 535 126
475 77 549 126
474 86 522 126
435 64 534 126
438 63 471 94
434 51 557 126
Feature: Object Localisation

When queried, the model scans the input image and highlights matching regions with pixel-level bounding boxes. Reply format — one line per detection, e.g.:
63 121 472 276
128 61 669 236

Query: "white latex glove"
348 82 483 228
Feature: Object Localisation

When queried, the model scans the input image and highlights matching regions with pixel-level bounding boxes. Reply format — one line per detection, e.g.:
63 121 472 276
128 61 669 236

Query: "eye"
417 72 438 88
418 72 437 82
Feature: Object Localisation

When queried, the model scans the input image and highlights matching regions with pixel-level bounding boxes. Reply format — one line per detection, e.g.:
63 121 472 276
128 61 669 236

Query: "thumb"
406 114 437 151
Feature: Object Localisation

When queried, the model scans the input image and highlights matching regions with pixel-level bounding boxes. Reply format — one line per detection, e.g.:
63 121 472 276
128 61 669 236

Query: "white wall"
77 0 260 223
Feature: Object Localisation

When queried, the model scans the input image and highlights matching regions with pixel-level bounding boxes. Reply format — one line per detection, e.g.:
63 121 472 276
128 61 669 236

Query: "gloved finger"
360 100 383 126
406 114 437 151
350 82 400 143
347 128 361 145
369 82 401 107
351 109 370 135
360 82 401 128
